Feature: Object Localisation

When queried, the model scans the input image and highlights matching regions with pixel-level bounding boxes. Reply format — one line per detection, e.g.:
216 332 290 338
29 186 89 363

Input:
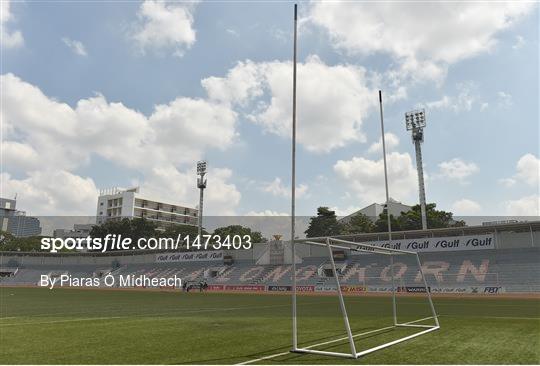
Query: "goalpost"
287 3 438 359
290 237 440 359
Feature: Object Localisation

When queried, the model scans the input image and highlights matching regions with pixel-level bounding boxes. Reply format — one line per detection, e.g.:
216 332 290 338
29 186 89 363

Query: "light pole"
196 161 207 239
405 109 428 230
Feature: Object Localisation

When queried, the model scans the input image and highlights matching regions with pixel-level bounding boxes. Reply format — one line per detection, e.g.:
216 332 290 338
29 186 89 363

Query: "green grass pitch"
0 287 539 364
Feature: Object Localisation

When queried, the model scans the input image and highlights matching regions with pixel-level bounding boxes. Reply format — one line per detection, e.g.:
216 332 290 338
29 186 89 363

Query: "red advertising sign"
296 285 315 292
207 284 224 291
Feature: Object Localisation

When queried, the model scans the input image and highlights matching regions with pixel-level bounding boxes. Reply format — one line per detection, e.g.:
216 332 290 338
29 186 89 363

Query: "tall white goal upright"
290 237 440 359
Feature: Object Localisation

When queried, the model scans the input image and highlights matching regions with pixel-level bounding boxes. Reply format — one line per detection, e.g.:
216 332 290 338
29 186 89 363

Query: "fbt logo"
483 286 502 294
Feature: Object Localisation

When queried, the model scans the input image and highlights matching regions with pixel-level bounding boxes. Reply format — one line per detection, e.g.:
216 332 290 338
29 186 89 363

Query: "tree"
340 213 375 234
212 225 267 243
373 213 403 232
90 218 158 246
0 230 58 252
158 224 209 240
374 203 466 232
305 207 341 238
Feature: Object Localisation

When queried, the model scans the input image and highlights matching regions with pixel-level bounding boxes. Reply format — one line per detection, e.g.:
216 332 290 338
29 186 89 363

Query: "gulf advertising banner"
156 251 224 263
224 285 265 292
351 233 495 254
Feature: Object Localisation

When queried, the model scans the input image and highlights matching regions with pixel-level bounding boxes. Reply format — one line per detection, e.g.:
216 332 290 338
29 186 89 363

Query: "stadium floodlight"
405 109 428 231
197 161 207 175
291 237 440 359
196 160 207 239
405 109 426 131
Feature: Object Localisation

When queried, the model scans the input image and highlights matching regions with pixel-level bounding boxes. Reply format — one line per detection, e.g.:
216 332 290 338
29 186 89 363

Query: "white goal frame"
291 237 440 359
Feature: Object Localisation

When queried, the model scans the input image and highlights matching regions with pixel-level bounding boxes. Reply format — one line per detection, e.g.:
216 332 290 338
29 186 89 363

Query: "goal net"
291 237 440 359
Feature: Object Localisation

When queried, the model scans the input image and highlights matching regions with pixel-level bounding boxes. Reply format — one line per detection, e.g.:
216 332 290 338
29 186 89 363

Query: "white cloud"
0 0 24 48
422 82 481 112
1 171 98 216
514 153 540 187
500 153 540 189
140 166 241 216
497 91 513 108
333 152 418 206
367 133 400 154
245 210 288 216
2 73 238 170
505 195 540 216
226 28 239 37
437 158 478 182
1 73 241 215
1 141 41 173
62 37 88 56
203 56 378 152
512 35 525 50
451 199 482 215
261 177 309 199
480 102 489 112
516 154 540 187
498 178 516 188
307 2 534 83
132 0 198 57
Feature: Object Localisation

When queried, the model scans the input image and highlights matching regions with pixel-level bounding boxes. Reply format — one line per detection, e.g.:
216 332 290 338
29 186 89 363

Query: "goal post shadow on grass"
290 237 440 359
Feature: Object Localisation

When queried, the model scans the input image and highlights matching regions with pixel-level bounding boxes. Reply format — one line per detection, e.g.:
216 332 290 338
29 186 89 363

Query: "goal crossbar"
300 237 416 255
304 240 406 256
291 237 440 359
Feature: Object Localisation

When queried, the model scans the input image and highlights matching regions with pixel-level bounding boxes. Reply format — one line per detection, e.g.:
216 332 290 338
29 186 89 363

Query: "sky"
1 0 539 219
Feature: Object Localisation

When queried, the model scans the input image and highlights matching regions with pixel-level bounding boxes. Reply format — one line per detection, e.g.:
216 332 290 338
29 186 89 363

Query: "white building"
339 198 412 224
96 187 198 228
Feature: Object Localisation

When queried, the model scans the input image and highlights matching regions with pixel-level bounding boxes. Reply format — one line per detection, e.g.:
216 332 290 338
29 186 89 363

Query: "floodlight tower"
196 160 207 239
405 109 428 230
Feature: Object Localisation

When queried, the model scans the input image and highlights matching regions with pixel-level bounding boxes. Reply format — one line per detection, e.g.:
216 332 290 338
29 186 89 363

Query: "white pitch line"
443 315 540 321
237 351 291 365
0 315 128 326
0 301 331 327
238 326 396 365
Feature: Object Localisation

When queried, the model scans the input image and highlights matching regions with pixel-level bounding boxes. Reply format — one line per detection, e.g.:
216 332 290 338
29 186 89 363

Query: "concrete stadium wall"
497 230 538 249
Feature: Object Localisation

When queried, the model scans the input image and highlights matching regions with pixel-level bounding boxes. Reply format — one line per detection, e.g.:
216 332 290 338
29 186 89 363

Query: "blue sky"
1 1 539 218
